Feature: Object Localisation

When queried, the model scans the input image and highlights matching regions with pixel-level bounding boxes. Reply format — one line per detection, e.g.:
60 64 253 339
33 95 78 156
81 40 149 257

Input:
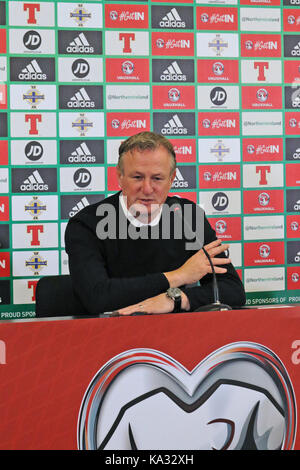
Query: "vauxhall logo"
259 244 271 259
121 60 134 75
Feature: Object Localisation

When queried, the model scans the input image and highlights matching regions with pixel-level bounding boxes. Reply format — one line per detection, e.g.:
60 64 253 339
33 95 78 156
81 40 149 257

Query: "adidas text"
21 183 48 191
18 72 47 80
66 45 94 53
161 127 187 135
68 155 96 163
159 20 186 28
160 73 186 81
67 100 95 108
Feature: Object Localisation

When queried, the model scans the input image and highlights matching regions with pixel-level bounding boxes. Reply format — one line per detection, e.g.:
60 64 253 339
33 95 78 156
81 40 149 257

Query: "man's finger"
203 239 222 250
213 266 228 273
211 257 231 265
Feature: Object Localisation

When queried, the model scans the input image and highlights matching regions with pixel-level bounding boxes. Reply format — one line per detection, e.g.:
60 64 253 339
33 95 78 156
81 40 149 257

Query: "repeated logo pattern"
0 0 299 317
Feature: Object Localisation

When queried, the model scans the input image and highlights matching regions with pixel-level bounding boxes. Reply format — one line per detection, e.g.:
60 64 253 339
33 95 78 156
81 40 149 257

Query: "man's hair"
118 131 176 175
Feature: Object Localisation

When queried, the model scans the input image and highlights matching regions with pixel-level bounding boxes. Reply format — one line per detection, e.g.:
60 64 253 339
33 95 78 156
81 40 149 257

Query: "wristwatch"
166 288 182 313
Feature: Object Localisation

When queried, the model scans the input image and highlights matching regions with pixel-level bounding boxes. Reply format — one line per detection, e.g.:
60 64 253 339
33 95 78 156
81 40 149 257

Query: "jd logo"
25 141 43 161
72 59 90 79
212 192 229 211
74 168 91 187
23 30 41 50
210 87 227 106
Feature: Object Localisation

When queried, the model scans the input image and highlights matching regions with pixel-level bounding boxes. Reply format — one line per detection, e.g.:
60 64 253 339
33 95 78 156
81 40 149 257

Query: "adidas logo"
293 147 300 159
18 59 47 81
160 61 186 82
291 88 300 107
172 168 188 188
67 33 94 53
68 142 96 163
161 114 187 135
160 8 186 28
291 41 300 56
21 170 48 191
67 87 95 108
69 197 90 217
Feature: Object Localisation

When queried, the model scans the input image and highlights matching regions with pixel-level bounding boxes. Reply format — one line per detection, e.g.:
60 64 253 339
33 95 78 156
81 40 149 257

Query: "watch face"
168 288 181 298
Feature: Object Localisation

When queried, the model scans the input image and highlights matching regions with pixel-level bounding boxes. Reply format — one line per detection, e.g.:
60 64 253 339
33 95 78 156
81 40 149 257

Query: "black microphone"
172 201 232 312
194 246 232 312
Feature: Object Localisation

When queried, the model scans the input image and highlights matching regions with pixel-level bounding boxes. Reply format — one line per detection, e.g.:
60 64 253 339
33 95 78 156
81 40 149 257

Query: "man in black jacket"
65 132 245 315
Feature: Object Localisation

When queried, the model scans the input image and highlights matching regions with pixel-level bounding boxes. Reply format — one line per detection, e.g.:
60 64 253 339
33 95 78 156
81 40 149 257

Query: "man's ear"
116 166 123 189
170 169 176 185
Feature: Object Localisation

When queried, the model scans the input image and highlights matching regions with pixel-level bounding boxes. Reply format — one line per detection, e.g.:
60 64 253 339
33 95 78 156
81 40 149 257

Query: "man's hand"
164 239 231 288
117 239 228 316
117 291 190 316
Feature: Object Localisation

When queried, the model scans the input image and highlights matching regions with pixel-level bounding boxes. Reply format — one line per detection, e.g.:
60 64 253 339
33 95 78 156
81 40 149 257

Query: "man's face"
117 145 176 220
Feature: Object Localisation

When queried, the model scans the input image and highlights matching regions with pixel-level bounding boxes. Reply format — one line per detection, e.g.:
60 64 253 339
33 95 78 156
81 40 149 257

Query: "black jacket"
65 192 246 314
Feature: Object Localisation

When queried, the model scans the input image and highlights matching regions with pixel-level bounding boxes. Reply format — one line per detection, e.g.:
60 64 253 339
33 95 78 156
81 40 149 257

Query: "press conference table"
0 305 299 450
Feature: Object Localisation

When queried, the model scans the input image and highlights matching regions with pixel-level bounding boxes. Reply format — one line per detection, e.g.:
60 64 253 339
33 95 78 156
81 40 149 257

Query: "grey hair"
117 131 176 175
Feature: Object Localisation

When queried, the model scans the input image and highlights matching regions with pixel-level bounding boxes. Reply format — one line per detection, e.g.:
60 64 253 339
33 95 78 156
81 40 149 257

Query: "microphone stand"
194 246 232 312
172 202 232 312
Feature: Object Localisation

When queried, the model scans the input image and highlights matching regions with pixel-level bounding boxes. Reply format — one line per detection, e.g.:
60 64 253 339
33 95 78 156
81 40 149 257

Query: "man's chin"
130 202 160 221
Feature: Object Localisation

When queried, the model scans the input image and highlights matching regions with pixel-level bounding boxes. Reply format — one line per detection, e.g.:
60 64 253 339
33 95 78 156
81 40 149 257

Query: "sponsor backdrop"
0 0 299 319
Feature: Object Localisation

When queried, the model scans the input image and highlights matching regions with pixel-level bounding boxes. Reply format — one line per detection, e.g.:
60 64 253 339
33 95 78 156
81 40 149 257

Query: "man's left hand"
118 293 175 316
117 291 190 315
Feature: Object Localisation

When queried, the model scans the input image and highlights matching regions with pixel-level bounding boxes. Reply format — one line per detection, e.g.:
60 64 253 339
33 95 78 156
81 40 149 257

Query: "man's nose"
142 178 153 194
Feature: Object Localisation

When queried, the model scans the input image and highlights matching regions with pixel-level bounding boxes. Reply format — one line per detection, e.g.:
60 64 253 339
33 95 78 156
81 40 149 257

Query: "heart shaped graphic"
77 342 296 450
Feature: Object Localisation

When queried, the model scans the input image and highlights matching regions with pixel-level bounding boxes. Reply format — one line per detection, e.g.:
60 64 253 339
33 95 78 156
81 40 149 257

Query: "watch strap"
172 295 181 313
166 288 182 313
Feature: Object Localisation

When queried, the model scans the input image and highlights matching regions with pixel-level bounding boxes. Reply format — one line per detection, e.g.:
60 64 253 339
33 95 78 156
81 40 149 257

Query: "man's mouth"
138 199 156 205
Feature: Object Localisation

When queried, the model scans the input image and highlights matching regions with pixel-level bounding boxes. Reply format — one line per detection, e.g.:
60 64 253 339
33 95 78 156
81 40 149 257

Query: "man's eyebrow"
130 171 165 176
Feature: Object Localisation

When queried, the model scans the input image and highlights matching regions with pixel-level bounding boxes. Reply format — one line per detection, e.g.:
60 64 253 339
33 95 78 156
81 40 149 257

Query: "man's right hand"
164 239 231 288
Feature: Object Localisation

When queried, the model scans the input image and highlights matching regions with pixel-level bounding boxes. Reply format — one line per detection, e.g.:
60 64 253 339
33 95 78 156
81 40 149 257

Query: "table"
0 306 299 450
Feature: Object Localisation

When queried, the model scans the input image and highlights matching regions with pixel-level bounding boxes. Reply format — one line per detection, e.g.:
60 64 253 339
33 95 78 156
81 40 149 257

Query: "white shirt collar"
119 193 162 227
